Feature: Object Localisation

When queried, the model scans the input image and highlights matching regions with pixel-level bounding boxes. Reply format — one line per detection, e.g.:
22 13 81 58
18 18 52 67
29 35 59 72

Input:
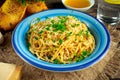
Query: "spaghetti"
26 16 95 64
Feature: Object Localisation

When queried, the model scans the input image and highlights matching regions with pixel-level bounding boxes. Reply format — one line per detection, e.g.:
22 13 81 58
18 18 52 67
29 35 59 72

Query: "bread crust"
0 0 27 31
0 0 48 31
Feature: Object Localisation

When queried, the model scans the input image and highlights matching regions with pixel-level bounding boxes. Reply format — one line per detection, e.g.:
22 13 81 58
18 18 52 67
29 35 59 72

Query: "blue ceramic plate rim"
12 9 110 72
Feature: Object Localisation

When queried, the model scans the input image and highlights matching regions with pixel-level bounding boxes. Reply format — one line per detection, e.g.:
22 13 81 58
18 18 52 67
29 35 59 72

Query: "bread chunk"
0 0 27 30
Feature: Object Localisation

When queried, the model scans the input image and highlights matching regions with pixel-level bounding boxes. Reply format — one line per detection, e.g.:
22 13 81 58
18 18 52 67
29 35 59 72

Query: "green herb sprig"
17 0 45 6
51 17 67 32
59 39 63 45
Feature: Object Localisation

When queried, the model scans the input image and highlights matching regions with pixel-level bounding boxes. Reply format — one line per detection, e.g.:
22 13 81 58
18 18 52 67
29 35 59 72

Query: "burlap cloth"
0 0 120 80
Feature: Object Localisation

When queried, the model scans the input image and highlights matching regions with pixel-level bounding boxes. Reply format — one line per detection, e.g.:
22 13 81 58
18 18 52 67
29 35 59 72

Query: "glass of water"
97 0 120 25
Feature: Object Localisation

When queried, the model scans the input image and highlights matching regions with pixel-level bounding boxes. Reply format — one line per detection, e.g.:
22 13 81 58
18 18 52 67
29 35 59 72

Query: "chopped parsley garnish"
74 54 85 62
82 51 90 57
76 30 83 36
76 24 80 26
72 24 80 27
52 40 56 43
46 26 50 31
31 18 40 25
52 23 66 32
34 37 38 40
59 18 67 23
68 58 72 61
85 30 89 37
26 32 31 49
38 30 43 34
78 56 84 61
82 51 88 56
59 39 63 45
53 59 60 64
36 18 40 21
79 30 83 36
66 32 72 38
51 20 55 24
53 29 58 32
51 16 67 32
73 51 89 62
76 58 80 62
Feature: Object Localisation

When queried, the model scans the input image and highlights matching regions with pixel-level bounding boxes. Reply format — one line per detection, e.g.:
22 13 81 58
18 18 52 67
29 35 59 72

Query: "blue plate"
12 9 110 72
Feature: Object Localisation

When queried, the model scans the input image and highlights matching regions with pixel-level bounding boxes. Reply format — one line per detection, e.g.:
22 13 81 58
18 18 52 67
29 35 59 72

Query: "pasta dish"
26 16 95 64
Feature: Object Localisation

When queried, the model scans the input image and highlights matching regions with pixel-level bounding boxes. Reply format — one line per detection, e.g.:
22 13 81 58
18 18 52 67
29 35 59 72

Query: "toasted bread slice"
0 0 27 31
26 1 48 14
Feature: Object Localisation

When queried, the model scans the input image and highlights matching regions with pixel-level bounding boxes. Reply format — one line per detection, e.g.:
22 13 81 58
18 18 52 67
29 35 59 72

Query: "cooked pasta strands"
26 16 95 64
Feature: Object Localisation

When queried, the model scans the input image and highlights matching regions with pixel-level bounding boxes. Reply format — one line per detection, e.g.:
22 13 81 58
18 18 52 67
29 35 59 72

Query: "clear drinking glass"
97 0 120 25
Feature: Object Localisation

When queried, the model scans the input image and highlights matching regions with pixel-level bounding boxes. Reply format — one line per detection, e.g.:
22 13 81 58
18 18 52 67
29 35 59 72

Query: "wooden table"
0 0 120 80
